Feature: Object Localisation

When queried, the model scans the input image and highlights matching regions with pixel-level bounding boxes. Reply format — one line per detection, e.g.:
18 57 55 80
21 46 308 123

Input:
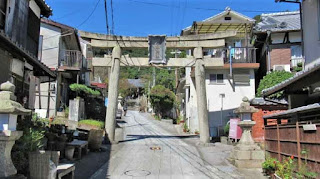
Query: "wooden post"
46 77 51 118
277 124 281 160
194 47 210 144
38 79 42 109
296 121 302 168
105 46 121 143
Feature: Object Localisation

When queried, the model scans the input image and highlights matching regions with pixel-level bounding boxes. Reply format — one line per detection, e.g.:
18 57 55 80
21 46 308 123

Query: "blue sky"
46 0 298 36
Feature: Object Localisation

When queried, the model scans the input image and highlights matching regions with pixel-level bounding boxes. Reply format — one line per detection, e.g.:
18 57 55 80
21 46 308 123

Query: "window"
210 74 224 84
225 16 232 21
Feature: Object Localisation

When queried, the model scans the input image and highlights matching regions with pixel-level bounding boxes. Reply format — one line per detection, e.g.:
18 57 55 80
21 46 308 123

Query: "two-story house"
35 19 85 118
179 7 259 137
0 0 55 111
262 0 320 174
254 11 302 76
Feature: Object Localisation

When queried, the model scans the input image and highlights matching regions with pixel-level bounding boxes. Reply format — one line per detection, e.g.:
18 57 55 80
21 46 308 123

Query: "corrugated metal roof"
182 7 255 34
263 103 320 119
255 11 300 32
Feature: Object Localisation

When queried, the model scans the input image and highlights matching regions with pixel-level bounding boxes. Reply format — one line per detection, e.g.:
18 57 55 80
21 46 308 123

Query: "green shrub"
78 119 105 129
12 114 46 175
256 71 294 99
69 83 101 96
224 123 230 136
150 85 176 117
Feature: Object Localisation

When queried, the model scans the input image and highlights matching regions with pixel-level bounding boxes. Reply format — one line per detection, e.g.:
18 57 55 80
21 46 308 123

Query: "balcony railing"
209 47 256 63
60 50 83 69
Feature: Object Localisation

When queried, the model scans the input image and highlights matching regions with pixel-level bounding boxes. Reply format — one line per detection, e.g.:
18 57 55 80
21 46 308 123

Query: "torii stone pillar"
0 81 31 177
194 47 210 144
105 46 121 143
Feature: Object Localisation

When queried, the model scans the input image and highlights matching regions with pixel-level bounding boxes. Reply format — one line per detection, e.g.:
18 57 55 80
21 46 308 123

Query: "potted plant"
262 157 277 177
220 122 230 144
65 146 75 160
195 130 200 135
183 123 188 133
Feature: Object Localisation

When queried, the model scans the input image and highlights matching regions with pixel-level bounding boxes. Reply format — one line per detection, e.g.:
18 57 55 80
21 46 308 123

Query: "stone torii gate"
80 30 238 144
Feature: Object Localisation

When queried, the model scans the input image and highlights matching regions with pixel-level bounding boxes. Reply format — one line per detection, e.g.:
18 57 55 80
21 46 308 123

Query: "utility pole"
194 47 210 144
105 46 121 143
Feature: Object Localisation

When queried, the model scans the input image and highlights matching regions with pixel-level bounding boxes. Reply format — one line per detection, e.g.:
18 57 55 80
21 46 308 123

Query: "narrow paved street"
90 111 242 179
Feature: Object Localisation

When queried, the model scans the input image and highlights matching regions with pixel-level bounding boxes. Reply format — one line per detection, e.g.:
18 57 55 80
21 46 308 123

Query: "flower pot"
65 146 75 160
88 129 104 151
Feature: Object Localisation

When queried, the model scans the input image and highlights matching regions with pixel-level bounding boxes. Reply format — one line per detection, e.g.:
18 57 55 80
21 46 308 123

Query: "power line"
104 0 110 34
110 0 115 34
77 0 102 28
127 0 283 13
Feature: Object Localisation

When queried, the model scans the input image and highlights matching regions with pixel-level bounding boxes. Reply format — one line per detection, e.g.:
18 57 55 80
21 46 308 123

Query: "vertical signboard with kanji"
148 35 166 64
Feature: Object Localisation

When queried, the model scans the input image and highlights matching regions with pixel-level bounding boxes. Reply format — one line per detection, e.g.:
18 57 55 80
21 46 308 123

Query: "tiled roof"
262 62 320 97
263 103 320 119
250 97 287 106
255 11 300 32
35 0 52 17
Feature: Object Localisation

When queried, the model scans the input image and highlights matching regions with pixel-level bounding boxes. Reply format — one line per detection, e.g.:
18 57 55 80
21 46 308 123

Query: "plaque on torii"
148 35 166 64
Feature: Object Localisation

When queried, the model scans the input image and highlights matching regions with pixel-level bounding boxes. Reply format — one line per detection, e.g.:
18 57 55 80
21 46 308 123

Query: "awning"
191 22 252 34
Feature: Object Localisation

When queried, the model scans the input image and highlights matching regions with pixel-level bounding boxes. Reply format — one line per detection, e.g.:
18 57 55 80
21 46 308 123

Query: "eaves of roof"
0 30 56 78
262 63 320 97
34 0 52 18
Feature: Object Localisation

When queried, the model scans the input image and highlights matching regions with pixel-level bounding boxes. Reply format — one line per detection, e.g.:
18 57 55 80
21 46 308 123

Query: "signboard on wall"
148 35 166 64
229 118 242 140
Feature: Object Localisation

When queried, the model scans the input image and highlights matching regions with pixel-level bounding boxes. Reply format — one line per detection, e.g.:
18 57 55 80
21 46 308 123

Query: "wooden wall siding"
5 0 29 48
265 122 320 174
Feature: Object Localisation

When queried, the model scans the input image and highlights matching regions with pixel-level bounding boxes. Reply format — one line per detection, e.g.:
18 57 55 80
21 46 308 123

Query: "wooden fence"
265 121 320 174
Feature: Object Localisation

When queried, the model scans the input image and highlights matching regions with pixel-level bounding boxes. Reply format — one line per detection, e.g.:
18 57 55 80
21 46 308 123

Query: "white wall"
303 0 320 69
34 80 57 118
185 68 256 137
40 23 61 68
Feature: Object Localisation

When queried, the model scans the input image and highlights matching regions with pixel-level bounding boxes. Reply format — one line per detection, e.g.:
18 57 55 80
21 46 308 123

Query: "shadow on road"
119 134 199 143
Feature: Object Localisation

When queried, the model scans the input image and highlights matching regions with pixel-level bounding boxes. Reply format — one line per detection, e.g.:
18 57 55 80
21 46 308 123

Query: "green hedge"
78 120 105 129
69 83 101 96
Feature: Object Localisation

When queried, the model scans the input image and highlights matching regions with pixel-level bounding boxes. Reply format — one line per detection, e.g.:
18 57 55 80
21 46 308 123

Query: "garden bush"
256 71 293 99
69 83 101 97
150 85 176 118
12 114 47 175
78 119 105 129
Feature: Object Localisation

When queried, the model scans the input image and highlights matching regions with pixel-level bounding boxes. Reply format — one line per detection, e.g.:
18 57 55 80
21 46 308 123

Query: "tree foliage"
69 83 101 96
256 71 294 99
150 85 176 117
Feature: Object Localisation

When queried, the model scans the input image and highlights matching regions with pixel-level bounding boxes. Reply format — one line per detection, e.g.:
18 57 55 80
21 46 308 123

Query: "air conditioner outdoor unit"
273 65 289 72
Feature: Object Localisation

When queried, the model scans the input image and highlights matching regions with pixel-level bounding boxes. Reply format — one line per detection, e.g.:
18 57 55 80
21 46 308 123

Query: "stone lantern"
229 97 265 168
0 81 31 177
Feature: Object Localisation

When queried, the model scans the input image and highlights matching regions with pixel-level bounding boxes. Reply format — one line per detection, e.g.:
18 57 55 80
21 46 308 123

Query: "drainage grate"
124 170 151 177
150 146 161 150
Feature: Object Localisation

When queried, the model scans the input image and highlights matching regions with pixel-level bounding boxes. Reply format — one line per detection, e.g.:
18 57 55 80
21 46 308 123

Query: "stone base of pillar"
229 121 265 168
0 131 23 178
